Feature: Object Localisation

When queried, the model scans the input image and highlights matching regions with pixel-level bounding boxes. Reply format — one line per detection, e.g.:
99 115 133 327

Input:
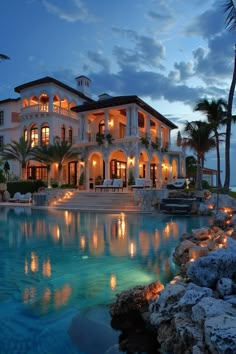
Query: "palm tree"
223 1 236 190
31 145 54 188
182 121 216 190
0 54 10 61
194 98 227 188
49 140 78 187
0 137 33 179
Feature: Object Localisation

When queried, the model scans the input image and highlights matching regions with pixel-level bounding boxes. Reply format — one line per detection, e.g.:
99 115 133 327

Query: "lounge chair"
166 178 186 190
95 179 113 191
19 192 32 203
111 178 123 191
131 178 151 190
9 192 23 202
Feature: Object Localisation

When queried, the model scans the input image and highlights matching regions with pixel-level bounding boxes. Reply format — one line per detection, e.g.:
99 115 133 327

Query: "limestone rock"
205 315 236 354
149 283 186 326
110 281 163 316
187 243 236 287
216 277 233 297
192 297 236 324
179 283 212 307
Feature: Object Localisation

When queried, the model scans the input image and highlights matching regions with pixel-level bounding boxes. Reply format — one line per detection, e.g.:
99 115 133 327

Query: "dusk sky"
1 0 236 185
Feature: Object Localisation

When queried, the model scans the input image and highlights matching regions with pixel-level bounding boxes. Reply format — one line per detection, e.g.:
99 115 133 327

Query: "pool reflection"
0 207 212 317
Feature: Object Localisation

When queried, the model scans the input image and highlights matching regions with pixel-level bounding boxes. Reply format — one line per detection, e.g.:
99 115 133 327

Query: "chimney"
75 75 91 97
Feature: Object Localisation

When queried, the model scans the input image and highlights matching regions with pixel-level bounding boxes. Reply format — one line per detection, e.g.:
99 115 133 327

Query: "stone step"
54 191 140 211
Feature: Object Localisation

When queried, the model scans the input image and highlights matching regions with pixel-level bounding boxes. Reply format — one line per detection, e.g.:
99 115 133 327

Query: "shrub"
7 180 47 197
60 184 77 189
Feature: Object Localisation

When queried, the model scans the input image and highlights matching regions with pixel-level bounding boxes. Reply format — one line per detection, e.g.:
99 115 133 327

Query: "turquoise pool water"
0 207 213 353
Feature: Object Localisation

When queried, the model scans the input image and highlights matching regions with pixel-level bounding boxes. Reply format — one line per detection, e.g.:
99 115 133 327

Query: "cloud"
184 2 225 39
87 51 111 72
112 28 166 69
41 0 96 23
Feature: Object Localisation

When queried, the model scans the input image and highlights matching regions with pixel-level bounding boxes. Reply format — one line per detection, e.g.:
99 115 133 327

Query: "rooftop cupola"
75 75 91 97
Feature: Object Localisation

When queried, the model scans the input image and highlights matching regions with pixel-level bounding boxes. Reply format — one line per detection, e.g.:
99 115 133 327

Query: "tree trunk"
195 156 202 190
215 134 222 188
224 44 236 191
47 165 52 188
58 164 62 187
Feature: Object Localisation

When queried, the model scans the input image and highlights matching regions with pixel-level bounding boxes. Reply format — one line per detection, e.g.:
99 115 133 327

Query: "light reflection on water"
0 207 213 353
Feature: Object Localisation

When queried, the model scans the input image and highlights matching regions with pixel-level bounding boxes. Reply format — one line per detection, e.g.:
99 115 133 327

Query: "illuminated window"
30 126 38 147
24 128 28 141
41 126 50 146
99 119 105 134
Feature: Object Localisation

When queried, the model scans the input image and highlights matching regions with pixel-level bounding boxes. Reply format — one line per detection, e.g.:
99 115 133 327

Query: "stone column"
125 107 131 137
104 109 109 135
131 105 138 136
146 115 151 139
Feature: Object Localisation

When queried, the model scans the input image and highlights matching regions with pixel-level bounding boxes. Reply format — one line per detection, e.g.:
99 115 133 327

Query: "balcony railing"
21 104 77 118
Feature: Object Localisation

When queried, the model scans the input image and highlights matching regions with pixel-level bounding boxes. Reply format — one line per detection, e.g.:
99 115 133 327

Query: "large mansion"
0 75 185 189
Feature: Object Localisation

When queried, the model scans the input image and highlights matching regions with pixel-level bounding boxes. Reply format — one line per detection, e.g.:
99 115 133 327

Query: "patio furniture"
9 192 23 202
166 178 186 190
111 178 123 191
95 179 113 191
131 178 151 190
19 192 32 203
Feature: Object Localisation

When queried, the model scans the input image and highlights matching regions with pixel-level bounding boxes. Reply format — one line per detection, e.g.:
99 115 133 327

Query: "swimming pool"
0 207 212 353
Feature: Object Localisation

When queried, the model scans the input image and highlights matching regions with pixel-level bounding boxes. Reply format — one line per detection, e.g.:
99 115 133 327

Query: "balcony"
21 104 77 119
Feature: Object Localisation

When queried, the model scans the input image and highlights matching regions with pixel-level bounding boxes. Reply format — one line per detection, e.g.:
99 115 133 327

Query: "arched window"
23 127 28 141
22 99 28 108
29 96 38 106
39 93 49 112
41 126 50 146
61 125 65 141
68 127 73 144
99 119 105 134
30 124 38 147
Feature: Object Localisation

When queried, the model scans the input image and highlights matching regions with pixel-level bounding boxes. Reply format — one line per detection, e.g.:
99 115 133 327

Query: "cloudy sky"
1 0 236 185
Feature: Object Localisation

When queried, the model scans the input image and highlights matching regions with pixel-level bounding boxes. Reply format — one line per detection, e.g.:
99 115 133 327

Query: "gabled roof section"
14 76 94 102
72 95 178 129
0 98 20 104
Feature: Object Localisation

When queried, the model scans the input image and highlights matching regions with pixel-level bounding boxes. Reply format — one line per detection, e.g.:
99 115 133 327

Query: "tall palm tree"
194 98 227 188
223 1 236 190
0 137 32 179
182 121 216 190
0 54 10 61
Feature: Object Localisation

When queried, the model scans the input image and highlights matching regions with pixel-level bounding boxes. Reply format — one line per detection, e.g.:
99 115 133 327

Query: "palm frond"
224 0 236 31
0 54 10 61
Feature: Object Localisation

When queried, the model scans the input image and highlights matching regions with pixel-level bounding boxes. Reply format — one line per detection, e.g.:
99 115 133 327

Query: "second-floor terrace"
72 95 178 151
20 93 77 119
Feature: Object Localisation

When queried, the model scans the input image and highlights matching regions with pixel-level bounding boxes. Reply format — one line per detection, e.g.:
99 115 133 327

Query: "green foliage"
229 191 236 199
79 172 85 186
7 180 47 197
96 132 105 145
128 171 135 185
105 133 114 144
0 169 6 183
140 137 149 148
202 180 210 189
60 184 77 189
